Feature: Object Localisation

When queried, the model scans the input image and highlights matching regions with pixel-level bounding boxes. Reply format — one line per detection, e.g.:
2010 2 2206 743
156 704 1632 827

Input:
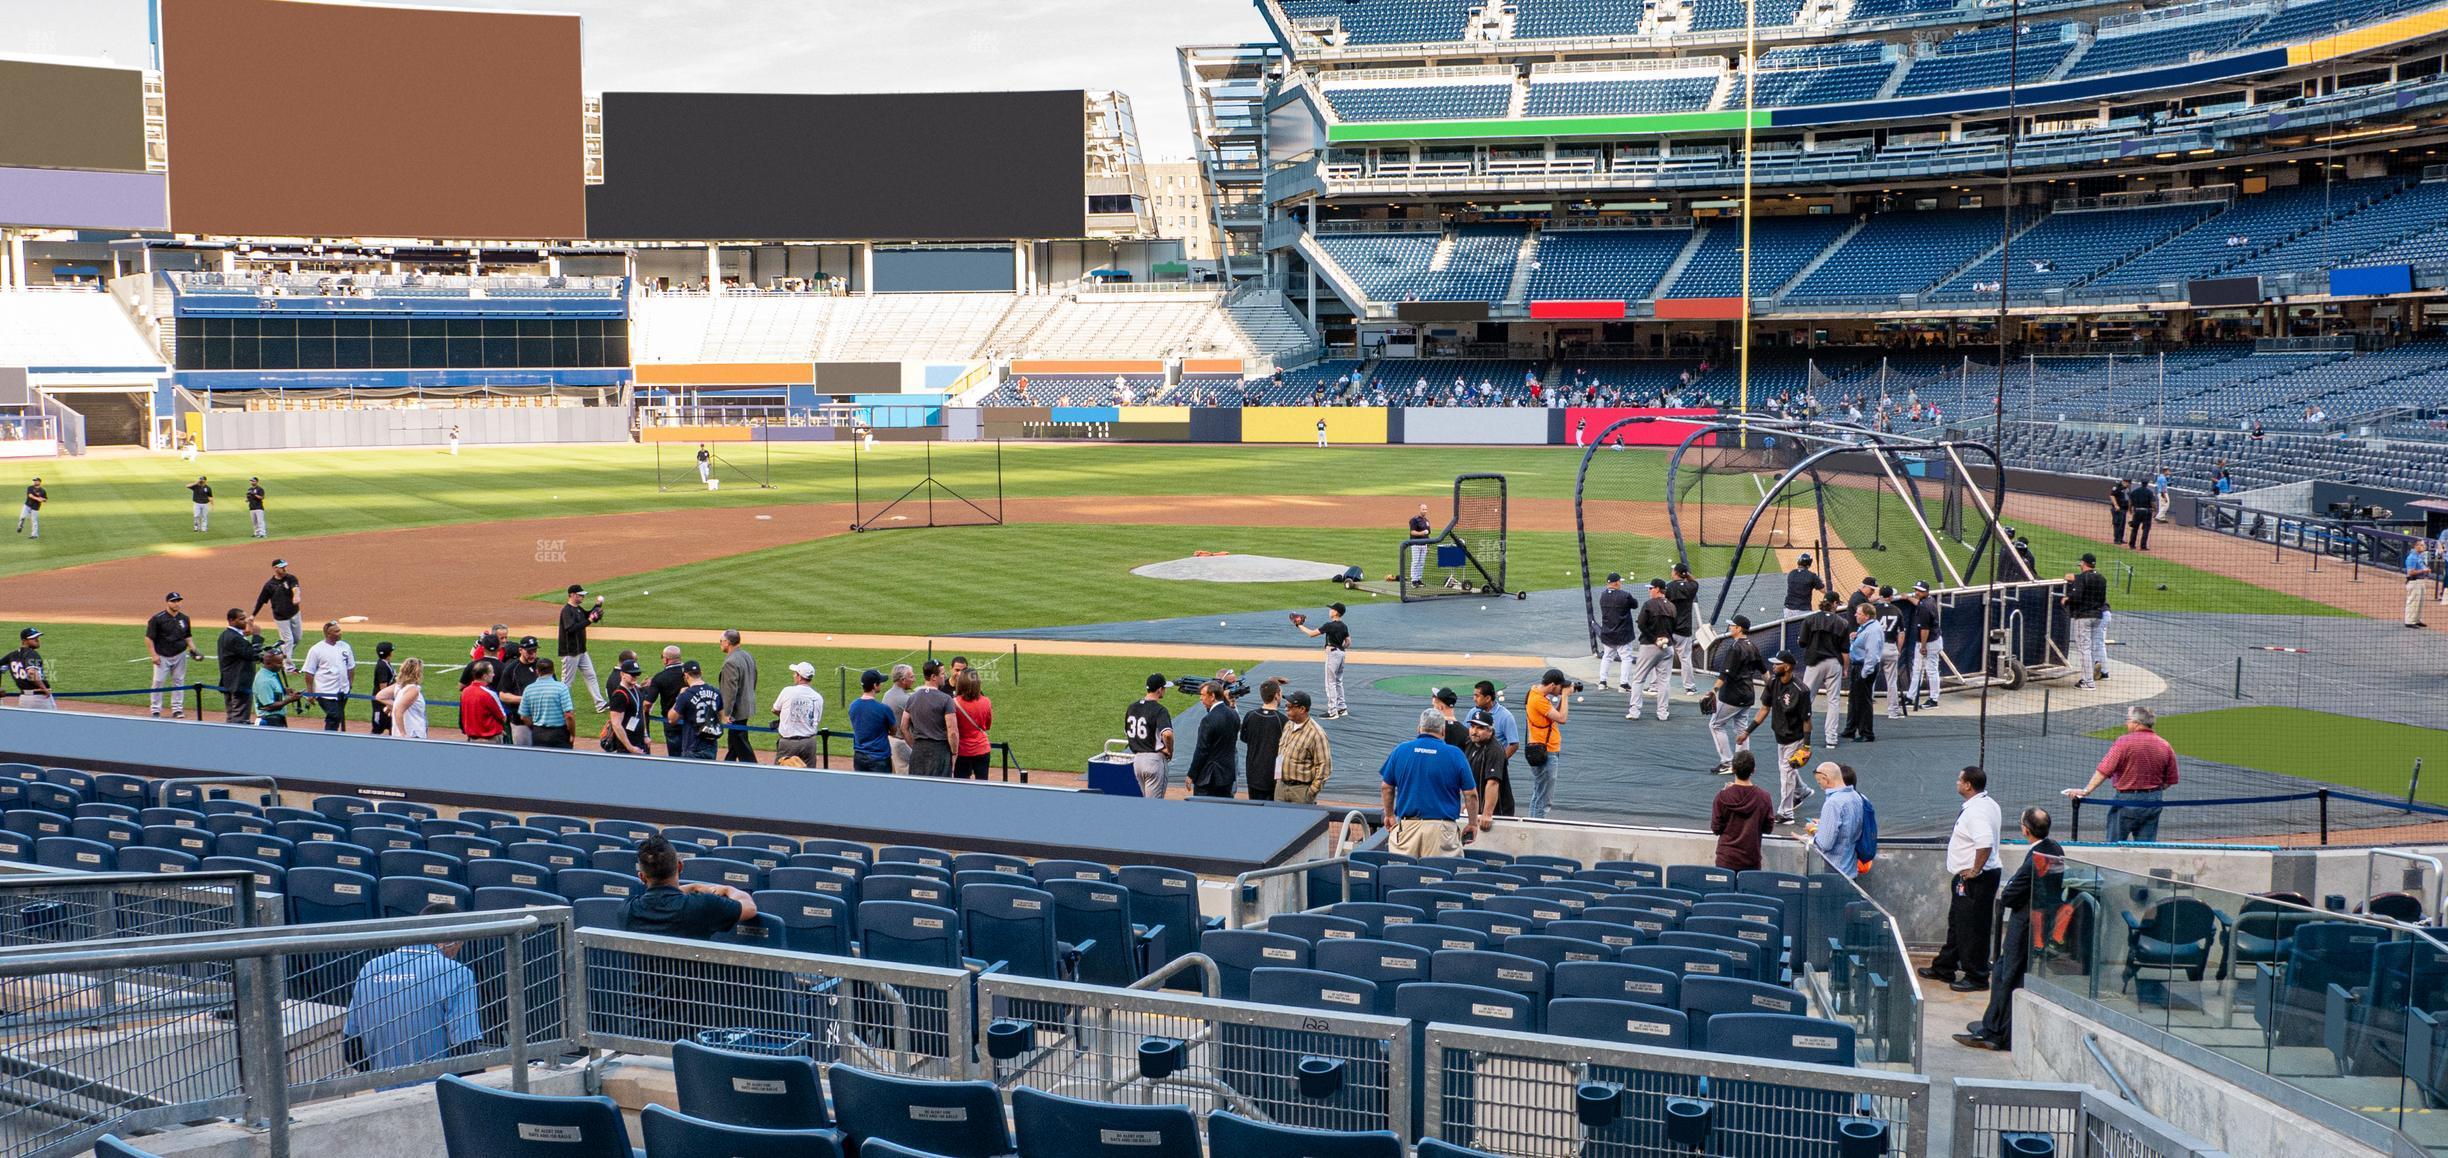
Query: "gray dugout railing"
1953 1079 2227 1158
977 974 1412 1139
0 907 570 1158
1421 1024 1930 1158
573 928 974 1080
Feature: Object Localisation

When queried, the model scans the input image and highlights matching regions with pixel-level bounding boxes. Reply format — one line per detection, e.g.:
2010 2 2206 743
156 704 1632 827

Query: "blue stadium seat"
1501 934 1615 971
857 901 971 970
1384 923 1491 954
1706 1012 1856 1066
1437 909 1538 941
420 818 487 840
1685 915 1785 977
213 831 295 867
573 897 626 930
139 807 206 830
866 873 956 909
526 814 590 837
89 774 149 810
1043 878 1148 987
380 877 471 919
310 795 374 824
34 836 116 872
24 784 82 814
4 809 71 839
1586 904 1679 936
828 1067 1013 1158
1618 943 1743 981
1313 938 1430 1014
800 838 870 863
1029 859 1113 885
263 807 321 826
0 830 30 865
73 802 139 823
1429 950 1551 1020
1553 960 1681 1009
275 818 348 846
952 851 1028 876
1117 866 1208 980
376 800 439 820
1548 996 1691 1048
1376 864 1451 894
639 1104 843 1158
346 812 409 833
681 858 766 893
436 1073 637 1158
283 867 375 923
878 844 953 871
1414 1141 1505 1158
787 852 868 877
95 1136 166 1158
70 817 140 848
751 890 854 956
662 825 728 847
356 825 427 853
556 868 639 903
507 841 587 873
1250 966 1380 1016
200 856 281 893
594 819 659 842
1384 888 1472 916
1682 976 1807 1049
709 845 788 872
1205 1111 1402 1158
1317 902 1425 937
119 847 200 874
961 883 1075 980
852 1141 952 1158
491 825 556 847
381 848 466 887
429 834 504 863
592 849 645 874
141 824 214 858
1011 1087 1197 1158
672 1038 833 1129
562 832 633 857
1484 896 1573 927
1269 913 1369 944
473 886 565 912
1543 919 1648 952
955 870 1037 896
1659 930 1770 983
770 867 861 911
1395 982 1534 1032
201 813 269 837
192 794 258 815
1202 929 1311 1000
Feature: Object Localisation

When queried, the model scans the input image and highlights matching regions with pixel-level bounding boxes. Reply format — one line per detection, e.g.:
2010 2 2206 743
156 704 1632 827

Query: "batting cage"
1399 473 1510 602
850 437 1005 532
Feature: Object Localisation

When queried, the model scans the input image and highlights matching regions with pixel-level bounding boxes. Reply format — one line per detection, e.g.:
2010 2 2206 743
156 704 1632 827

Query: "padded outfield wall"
969 406 1718 446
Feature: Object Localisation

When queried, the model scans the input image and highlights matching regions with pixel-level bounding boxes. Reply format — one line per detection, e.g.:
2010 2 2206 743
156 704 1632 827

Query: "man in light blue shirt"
2409 543 2433 629
1805 762 1867 878
343 906 482 1077
518 663 576 748
1471 682 1517 758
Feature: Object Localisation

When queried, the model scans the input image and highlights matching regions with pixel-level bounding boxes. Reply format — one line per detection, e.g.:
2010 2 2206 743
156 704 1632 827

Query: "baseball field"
0 439 2376 792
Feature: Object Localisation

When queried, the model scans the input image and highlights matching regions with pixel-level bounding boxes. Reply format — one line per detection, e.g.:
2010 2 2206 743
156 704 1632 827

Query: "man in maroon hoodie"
1711 752 1777 870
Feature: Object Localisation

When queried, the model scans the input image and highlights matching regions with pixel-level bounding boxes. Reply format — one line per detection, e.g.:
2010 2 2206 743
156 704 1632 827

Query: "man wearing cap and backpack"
146 592 201 719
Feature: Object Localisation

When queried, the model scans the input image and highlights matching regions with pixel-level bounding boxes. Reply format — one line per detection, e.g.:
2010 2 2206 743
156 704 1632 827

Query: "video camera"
1172 674 1252 700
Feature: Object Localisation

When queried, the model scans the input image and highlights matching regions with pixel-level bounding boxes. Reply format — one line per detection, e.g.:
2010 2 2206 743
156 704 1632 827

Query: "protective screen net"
1403 473 1508 600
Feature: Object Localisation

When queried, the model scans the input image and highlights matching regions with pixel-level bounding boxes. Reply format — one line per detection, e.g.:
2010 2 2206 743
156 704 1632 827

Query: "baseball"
642 590 651 596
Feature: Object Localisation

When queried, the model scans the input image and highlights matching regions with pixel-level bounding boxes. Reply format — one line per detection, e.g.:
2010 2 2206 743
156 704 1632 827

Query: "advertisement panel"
1564 408 1720 446
1242 407 1386 444
0 58 147 172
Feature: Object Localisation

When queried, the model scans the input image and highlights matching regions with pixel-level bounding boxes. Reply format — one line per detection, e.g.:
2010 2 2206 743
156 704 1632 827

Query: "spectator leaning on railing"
2064 705 2179 842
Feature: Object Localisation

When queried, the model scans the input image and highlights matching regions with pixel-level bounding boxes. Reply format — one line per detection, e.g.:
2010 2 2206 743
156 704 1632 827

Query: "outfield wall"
203 406 630 451
968 405 1713 447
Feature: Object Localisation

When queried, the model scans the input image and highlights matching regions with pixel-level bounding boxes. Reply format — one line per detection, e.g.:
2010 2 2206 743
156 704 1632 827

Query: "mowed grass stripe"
2091 706 2448 803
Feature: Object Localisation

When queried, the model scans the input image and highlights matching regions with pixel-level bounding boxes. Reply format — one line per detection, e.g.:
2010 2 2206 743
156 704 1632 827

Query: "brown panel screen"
162 0 584 239
0 59 147 172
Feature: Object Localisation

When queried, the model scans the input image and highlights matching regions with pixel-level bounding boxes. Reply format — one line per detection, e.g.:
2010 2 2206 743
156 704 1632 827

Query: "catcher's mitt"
1289 612 1308 627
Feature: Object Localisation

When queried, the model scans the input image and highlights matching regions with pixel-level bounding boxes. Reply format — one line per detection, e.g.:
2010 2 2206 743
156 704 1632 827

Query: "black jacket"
1596 587 1636 646
2000 838 2065 912
1635 596 1676 646
1800 611 1851 666
1762 676 1812 743
216 627 263 693
2065 569 2109 618
1189 703 1240 791
1715 638 1765 708
557 601 602 657
1665 577 1701 635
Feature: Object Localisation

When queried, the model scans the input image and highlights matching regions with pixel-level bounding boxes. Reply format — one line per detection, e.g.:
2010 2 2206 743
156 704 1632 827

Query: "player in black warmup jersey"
1780 553 1825 654
1666 562 1702 694
15 478 43 538
245 478 268 538
187 476 213 533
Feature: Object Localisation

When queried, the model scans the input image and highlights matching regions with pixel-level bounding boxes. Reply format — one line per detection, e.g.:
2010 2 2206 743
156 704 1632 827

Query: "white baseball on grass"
642 590 651 596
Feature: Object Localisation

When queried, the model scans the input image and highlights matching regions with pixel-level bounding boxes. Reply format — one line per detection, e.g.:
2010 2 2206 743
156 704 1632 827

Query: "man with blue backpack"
1801 762 1875 878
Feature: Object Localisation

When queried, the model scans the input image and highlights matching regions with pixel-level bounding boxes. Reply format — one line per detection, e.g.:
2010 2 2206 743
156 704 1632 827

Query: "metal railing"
1953 1079 2227 1157
979 974 1413 1139
1803 847 1926 1071
1420 1024 1930 1157
0 907 568 1158
572 927 973 1079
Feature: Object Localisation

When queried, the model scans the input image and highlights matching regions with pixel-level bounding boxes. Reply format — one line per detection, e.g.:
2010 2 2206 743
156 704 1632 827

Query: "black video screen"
586 91 1086 241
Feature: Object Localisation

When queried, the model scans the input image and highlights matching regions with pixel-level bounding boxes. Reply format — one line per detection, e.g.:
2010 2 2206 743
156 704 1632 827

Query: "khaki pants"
1388 816 1462 859
1277 779 1319 805
2411 578 2430 627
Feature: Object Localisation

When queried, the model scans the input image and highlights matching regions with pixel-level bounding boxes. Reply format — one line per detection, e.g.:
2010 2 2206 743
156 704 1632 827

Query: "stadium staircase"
1649 229 1711 298
1222 288 1322 366
1872 54 1911 98
979 295 1063 359
1502 232 1543 305
1768 217 1868 298
1293 231 1377 316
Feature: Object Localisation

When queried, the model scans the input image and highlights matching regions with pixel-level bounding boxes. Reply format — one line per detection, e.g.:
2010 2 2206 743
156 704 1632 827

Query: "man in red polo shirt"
458 660 509 744
2064 705 2178 842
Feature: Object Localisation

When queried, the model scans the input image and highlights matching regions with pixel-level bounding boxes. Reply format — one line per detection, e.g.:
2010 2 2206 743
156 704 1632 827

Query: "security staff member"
2109 479 2132 546
1627 578 1676 721
2065 553 2110 684
1666 562 1702 694
2126 478 2156 551
1187 679 1240 797
1379 708 1482 858
145 592 199 718
1781 553 1825 654
1594 573 1635 690
1740 651 1815 822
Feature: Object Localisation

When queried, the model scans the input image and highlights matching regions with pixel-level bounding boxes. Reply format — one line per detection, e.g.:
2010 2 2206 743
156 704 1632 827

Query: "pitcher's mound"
1131 554 1351 583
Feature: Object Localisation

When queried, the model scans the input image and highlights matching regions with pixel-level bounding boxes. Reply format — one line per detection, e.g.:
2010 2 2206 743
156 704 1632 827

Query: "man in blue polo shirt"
1380 708 1482 859
518 659 575 749
342 903 482 1077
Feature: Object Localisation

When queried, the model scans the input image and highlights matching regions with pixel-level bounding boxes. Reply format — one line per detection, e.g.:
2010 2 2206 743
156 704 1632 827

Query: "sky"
0 0 1263 161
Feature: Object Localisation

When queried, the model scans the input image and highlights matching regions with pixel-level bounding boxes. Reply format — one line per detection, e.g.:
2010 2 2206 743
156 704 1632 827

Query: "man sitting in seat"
342 902 483 1079
623 835 757 939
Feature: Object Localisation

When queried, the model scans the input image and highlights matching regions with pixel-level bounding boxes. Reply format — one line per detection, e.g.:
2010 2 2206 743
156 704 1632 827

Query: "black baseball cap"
2079 552 2097 564
1468 709 1495 729
681 660 703 675
518 635 540 649
1606 572 1622 583
1912 581 1931 593
1286 690 1312 709
1328 602 1346 615
861 668 885 690
271 558 288 568
1432 686 1458 706
165 592 182 601
1774 650 1798 666
616 658 643 675
567 584 587 595
1674 562 1692 576
17 628 38 641
1648 578 1667 591
1146 673 1168 692
376 641 394 657
1731 614 1751 629
1796 553 1812 565
1859 575 1878 587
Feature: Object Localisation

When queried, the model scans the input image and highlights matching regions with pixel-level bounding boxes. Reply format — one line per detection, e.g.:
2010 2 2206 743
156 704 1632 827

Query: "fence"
0 907 568 1158
1804 849 1924 1071
978 974 1412 1137
1952 1079 2226 1157
1419 1024 1930 1158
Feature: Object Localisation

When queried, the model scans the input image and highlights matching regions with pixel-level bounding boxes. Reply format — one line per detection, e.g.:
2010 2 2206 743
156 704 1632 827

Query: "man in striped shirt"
517 661 575 749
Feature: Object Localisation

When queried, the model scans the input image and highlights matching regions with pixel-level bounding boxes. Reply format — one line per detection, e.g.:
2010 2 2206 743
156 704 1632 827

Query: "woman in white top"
377 657 428 739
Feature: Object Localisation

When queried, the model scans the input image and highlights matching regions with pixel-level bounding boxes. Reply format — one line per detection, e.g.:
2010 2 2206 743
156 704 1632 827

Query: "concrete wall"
1401 406 1549 445
202 406 631 451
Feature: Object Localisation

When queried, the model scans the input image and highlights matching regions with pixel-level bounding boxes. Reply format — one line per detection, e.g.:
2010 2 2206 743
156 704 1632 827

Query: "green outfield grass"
2092 706 2448 804
559 523 1731 634
11 618 1245 771
2005 522 2348 618
0 443 1620 578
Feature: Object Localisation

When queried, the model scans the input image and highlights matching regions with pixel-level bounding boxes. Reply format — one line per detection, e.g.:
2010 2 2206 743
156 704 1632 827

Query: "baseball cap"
1880 585 1896 597
1328 602 1346 615
1797 553 1812 564
2079 552 2097 564
1285 690 1312 709
1468 709 1495 728
1774 650 1798 666
165 592 182 602
617 658 643 675
860 668 884 690
788 661 816 679
1648 577 1667 591
1731 614 1751 630
375 641 394 657
567 584 587 596
518 635 540 649
1432 686 1458 706
1912 581 1931 593
1859 575 1877 587
681 659 703 675
271 558 288 568
1146 673 1169 692
1674 562 1692 576
1606 572 1622 583
17 628 38 641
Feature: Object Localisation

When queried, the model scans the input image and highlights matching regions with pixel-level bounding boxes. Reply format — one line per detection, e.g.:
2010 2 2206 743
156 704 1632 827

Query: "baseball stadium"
3 0 2448 1154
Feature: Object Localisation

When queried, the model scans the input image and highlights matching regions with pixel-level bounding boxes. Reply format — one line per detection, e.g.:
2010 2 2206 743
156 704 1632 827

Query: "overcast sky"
0 0 1263 160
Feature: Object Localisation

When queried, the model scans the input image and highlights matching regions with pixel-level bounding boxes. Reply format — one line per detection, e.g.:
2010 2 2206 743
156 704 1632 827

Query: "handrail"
1129 952 1222 998
1229 854 1352 928
0 914 542 975
2084 1032 2142 1105
2367 848 2446 925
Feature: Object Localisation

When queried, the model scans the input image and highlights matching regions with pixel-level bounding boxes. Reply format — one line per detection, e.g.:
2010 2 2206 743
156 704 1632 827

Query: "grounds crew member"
146 592 200 718
1667 562 1702 694
187 475 213 533
1379 708 1482 858
15 476 42 538
1740 651 1815 821
245 477 268 538
1627 578 1676 721
558 585 609 712
253 559 304 658
1780 552 1825 654
1188 678 1240 797
2065 553 2111 684
1594 573 1635 690
217 610 266 724
1276 691 1331 804
1291 603 1351 718
3 628 52 710
1709 616 1764 773
1123 674 1174 797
